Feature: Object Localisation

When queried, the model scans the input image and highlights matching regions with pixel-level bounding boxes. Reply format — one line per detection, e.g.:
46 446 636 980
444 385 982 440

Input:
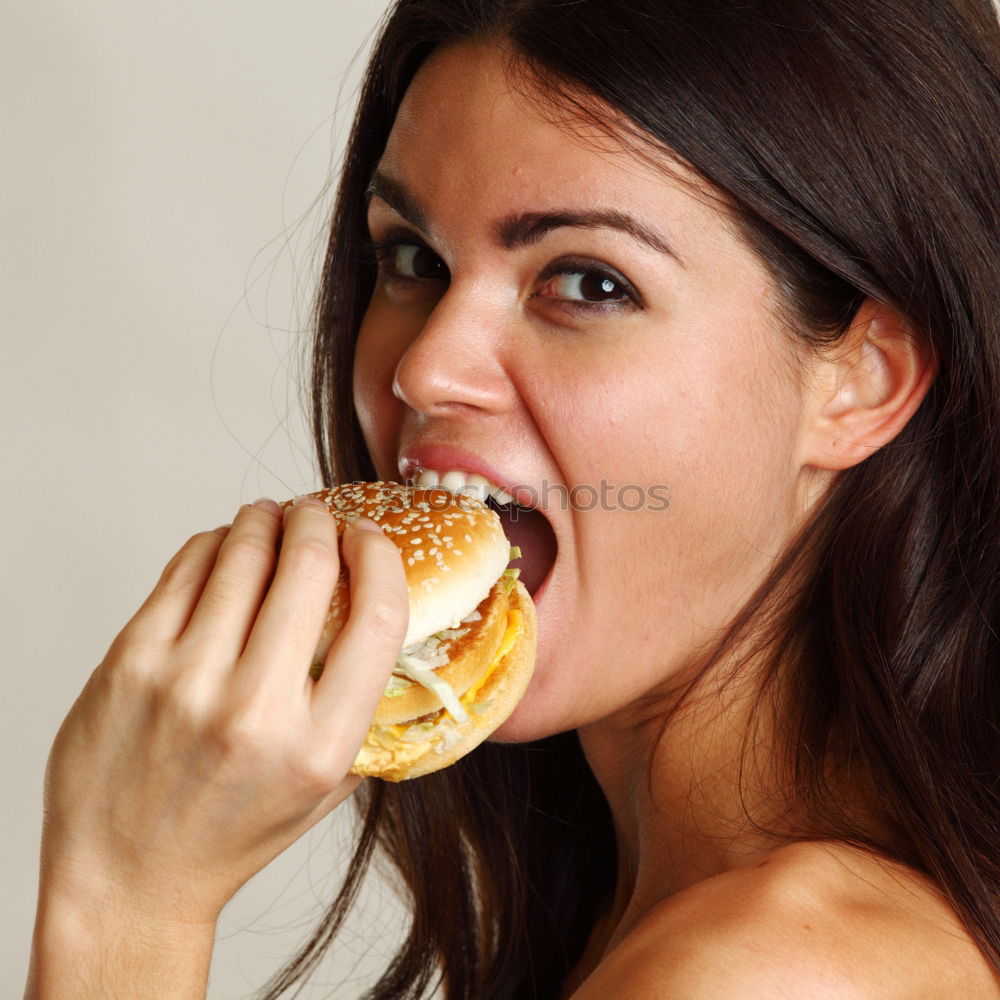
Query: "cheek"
353 307 404 457
532 305 802 495
536 325 804 589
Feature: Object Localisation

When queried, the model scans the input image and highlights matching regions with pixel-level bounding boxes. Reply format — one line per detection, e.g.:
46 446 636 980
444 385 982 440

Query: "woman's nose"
391 289 517 418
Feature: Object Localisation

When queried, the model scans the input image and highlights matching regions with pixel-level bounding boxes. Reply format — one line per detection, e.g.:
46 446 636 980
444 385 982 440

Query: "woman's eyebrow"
366 171 431 234
496 209 684 264
366 170 684 265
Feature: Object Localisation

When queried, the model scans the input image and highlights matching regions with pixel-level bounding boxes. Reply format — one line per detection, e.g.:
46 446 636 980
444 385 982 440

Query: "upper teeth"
415 468 516 506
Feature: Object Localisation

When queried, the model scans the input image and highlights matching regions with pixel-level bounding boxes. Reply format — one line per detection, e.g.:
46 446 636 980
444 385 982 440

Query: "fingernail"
346 516 381 533
291 494 328 510
252 497 281 516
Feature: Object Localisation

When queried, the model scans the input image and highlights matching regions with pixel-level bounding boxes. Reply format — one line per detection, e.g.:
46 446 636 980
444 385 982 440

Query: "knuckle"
156 532 221 596
202 705 269 762
153 561 193 604
153 679 211 736
291 746 341 796
206 691 286 751
185 527 229 557
359 588 409 642
102 633 224 714
222 534 277 576
205 710 335 794
200 689 334 776
282 536 338 585
93 645 146 703
101 631 163 687
98 649 187 728
106 620 148 662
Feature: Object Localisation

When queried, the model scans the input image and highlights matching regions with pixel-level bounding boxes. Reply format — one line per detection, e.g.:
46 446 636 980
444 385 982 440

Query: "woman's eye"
534 262 640 310
378 242 448 282
543 271 624 301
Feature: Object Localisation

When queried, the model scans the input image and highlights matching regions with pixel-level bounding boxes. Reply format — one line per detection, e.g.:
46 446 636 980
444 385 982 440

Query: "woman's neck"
576 665 792 955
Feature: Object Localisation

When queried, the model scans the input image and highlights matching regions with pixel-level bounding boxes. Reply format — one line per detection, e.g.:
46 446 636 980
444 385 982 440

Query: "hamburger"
283 481 536 781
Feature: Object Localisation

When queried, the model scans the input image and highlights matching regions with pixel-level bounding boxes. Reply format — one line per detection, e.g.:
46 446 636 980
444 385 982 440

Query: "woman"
26 0 1000 997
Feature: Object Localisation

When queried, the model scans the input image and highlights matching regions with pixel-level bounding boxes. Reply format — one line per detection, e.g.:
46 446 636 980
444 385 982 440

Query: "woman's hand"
27 497 408 997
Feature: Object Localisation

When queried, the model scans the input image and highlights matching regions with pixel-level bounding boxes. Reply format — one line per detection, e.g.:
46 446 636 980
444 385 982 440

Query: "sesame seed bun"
283 483 536 781
294 482 510 654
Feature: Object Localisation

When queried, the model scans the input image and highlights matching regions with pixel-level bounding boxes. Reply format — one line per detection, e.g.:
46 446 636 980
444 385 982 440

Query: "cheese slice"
460 608 522 707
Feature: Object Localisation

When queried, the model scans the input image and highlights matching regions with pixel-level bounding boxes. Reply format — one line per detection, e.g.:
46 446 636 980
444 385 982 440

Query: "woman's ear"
799 300 937 472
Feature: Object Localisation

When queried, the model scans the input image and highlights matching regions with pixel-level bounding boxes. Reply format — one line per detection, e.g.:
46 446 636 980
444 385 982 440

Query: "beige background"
1 2 415 996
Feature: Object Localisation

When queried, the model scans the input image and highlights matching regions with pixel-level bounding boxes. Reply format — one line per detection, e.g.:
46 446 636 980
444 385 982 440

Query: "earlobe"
801 300 936 471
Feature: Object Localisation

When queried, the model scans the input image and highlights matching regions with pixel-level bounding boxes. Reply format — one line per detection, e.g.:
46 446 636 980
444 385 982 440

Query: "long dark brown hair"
262 1 1000 996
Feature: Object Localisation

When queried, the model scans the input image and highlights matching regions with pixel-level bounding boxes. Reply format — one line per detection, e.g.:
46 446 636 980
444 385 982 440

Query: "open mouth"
486 494 556 597
410 469 558 597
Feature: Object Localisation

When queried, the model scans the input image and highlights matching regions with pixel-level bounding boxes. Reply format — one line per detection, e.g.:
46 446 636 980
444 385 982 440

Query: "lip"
528 564 554 608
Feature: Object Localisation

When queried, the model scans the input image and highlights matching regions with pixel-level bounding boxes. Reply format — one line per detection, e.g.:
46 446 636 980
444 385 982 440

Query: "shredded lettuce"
396 654 469 723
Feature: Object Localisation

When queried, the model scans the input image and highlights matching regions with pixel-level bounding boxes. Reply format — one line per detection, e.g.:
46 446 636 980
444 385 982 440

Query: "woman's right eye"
372 240 449 282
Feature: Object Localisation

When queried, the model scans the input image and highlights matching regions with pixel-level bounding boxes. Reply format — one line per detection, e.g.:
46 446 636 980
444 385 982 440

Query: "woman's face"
354 42 821 740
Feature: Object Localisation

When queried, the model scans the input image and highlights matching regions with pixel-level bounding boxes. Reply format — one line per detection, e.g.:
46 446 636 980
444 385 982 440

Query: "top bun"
291 482 511 653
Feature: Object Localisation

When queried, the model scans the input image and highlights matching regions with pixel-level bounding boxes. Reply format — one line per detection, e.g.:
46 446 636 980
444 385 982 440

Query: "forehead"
378 41 722 238
387 42 584 166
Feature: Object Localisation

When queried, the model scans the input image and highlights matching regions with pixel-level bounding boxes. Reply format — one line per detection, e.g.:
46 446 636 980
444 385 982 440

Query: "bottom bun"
350 579 537 781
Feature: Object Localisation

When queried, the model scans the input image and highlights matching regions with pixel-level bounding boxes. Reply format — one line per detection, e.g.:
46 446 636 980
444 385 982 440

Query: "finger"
120 526 230 644
235 495 342 690
311 517 409 736
179 499 284 659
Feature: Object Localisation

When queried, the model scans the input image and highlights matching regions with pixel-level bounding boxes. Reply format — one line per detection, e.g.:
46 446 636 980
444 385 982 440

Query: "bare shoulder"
572 841 1000 999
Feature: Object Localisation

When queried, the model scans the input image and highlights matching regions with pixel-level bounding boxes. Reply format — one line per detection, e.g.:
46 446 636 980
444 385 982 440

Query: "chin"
486 669 586 744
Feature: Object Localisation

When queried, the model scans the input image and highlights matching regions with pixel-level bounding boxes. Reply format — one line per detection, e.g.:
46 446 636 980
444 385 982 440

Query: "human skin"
354 41 995 997
25 503 410 998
